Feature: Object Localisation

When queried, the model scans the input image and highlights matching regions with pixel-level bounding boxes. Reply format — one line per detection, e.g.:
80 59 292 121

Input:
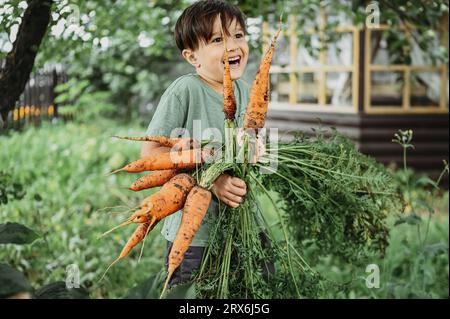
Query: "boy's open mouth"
223 55 241 69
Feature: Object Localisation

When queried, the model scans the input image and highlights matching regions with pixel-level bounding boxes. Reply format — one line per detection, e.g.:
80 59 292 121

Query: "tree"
0 0 53 123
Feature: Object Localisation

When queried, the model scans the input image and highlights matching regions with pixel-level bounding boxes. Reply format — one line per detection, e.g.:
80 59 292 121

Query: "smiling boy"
141 0 271 287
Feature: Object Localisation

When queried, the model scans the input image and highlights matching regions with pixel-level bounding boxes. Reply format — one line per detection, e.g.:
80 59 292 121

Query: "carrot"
100 174 196 237
129 169 177 191
113 135 197 150
99 221 153 281
160 186 212 298
101 173 194 275
109 149 206 174
133 173 197 227
113 135 182 146
220 15 236 121
243 19 282 129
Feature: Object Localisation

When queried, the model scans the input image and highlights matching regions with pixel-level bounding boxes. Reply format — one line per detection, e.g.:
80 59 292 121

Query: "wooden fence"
1 70 68 132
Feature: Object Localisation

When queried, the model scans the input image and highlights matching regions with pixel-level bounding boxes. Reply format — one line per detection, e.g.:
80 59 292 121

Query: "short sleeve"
146 89 187 137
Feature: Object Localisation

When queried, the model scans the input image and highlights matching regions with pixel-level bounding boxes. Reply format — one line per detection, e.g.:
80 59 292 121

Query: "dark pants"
164 232 276 287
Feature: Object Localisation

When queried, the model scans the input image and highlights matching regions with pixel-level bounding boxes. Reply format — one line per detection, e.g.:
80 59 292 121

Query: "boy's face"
182 16 249 85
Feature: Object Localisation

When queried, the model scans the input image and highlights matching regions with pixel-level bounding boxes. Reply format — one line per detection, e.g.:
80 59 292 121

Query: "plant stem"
249 172 302 297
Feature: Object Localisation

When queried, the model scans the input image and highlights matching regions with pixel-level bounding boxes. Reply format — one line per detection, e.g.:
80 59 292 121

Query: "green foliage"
0 120 166 298
263 130 402 261
388 130 449 299
166 282 197 299
0 219 90 298
376 0 449 65
34 0 191 119
0 222 40 245
125 272 164 299
195 197 315 299
0 120 448 298
0 263 32 298
34 281 90 299
0 171 26 204
302 212 449 298
193 130 324 299
55 79 116 123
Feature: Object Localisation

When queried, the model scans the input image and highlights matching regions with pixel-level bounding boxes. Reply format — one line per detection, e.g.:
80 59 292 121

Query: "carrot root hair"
98 256 121 283
98 219 133 239
106 168 124 176
160 269 175 299
112 135 156 143
137 218 157 263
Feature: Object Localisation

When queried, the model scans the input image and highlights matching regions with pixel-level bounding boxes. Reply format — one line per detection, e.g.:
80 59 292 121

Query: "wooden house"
263 13 449 185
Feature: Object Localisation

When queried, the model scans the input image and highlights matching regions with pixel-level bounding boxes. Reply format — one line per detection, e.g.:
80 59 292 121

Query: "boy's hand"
211 174 247 208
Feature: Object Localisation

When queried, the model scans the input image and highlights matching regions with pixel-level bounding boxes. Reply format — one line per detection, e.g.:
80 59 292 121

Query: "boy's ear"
182 49 200 68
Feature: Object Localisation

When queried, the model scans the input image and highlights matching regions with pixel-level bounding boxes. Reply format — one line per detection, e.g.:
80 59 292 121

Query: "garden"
0 0 448 299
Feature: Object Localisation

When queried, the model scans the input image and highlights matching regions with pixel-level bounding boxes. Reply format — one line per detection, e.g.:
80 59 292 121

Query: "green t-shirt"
145 73 250 246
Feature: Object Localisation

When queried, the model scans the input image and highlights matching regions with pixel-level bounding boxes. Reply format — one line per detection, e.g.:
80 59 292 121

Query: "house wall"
265 107 449 187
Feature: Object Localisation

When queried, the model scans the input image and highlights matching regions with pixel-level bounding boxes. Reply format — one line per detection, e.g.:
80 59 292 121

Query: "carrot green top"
146 73 253 246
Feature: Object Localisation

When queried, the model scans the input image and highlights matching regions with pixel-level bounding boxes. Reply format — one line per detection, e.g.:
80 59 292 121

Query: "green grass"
257 191 449 299
0 120 166 298
1 119 448 298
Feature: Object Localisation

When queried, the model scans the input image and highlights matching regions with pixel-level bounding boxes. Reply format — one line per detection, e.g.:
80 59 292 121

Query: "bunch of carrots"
100 141 214 294
101 15 282 298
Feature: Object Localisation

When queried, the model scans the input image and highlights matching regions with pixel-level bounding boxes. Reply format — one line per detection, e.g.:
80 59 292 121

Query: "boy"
141 0 273 287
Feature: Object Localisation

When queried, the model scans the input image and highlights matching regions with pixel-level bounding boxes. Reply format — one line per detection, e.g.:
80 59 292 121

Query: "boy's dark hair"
175 0 247 52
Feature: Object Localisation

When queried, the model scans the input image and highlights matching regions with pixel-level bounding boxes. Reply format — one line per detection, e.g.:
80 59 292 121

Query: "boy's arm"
142 84 188 158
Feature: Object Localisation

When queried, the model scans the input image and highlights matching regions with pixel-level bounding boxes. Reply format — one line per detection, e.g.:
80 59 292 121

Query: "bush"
0 120 165 298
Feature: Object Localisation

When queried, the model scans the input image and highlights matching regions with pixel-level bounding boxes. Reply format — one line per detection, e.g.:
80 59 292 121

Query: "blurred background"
0 0 448 299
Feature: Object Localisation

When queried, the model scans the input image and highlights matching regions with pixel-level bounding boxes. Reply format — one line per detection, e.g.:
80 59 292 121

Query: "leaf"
54 92 70 104
34 281 90 299
54 81 71 93
125 273 163 299
0 263 32 298
415 200 435 215
416 176 437 188
423 242 448 257
394 214 422 226
0 222 40 245
166 282 196 299
0 189 7 205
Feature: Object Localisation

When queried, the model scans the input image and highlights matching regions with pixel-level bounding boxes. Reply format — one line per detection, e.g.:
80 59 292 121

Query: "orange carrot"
113 135 197 150
130 173 196 228
243 20 282 129
100 174 196 237
220 16 236 121
129 169 177 191
160 186 212 298
99 221 153 281
113 135 182 146
109 149 206 174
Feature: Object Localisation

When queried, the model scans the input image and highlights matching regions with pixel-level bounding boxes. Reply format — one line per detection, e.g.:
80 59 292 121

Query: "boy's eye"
235 33 244 38
212 37 222 43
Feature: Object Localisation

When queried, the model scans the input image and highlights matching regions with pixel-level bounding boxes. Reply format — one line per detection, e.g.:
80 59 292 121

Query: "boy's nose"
226 36 239 51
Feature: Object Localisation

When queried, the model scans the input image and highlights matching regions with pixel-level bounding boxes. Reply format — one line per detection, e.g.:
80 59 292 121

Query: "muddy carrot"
129 170 177 191
243 20 282 129
109 149 206 174
160 186 212 298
